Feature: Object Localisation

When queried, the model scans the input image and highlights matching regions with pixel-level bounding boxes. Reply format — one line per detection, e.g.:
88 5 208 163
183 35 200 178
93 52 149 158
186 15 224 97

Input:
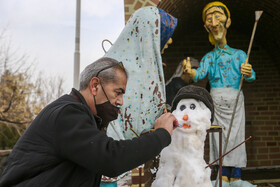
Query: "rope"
102 39 113 53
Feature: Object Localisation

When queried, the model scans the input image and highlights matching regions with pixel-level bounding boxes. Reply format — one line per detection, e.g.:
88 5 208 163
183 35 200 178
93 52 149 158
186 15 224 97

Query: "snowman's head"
171 85 214 123
172 98 211 133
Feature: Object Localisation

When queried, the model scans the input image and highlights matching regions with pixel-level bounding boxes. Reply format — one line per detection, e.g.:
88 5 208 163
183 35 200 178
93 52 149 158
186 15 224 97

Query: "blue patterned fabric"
158 8 178 50
193 44 256 90
104 7 177 140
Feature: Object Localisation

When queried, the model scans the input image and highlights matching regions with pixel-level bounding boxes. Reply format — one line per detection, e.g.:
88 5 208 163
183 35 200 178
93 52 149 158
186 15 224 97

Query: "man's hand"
182 57 196 79
155 113 178 136
241 63 252 77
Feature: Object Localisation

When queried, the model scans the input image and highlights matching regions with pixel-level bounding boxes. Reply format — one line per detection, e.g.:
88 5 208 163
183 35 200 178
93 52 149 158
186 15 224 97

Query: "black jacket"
0 88 171 187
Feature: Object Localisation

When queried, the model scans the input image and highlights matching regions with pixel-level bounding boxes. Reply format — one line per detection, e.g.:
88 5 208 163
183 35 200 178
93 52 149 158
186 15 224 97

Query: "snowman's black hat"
171 85 214 123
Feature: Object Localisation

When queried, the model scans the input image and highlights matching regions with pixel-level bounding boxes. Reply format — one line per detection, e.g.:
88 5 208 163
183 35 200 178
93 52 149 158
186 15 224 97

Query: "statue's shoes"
211 180 230 187
229 179 257 187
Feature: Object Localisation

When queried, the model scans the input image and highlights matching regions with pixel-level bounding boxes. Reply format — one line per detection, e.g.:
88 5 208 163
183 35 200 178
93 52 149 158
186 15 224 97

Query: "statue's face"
161 38 173 54
205 6 228 42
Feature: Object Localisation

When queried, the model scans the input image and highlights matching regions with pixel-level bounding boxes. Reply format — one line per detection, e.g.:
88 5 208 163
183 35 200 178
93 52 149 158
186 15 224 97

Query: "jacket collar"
70 88 87 104
214 44 233 59
70 88 102 125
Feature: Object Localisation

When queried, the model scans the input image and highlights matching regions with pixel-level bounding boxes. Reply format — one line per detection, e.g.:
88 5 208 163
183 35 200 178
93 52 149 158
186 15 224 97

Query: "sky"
0 0 125 92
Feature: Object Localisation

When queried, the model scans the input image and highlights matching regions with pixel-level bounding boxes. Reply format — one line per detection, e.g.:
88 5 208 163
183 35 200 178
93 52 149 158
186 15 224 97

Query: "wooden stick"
221 10 263 168
206 136 252 168
213 10 263 187
247 11 263 61
130 127 140 137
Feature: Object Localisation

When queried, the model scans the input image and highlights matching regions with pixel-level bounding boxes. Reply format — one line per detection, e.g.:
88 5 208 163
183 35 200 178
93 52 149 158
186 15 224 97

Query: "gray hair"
79 57 127 90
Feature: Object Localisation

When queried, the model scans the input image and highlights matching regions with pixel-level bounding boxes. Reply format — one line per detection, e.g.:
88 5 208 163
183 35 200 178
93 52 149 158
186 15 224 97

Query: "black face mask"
94 84 120 129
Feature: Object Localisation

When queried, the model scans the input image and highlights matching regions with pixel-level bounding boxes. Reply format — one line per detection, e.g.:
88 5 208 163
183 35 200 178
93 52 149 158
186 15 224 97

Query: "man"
0 57 178 187
185 2 256 186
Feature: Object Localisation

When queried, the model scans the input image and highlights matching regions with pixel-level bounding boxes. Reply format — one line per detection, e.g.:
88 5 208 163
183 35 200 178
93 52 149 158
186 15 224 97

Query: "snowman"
152 85 214 187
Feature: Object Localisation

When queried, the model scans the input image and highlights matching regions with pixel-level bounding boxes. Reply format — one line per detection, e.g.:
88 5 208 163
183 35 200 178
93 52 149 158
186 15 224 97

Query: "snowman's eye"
190 104 196 110
180 105 186 111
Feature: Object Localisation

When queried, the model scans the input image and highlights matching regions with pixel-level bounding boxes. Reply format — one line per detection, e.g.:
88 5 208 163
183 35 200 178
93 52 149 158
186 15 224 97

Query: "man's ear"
204 24 210 33
89 77 100 96
226 18 231 29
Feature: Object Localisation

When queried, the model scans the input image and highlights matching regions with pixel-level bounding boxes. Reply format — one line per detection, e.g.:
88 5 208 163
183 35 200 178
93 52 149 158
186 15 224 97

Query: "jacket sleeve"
54 104 171 177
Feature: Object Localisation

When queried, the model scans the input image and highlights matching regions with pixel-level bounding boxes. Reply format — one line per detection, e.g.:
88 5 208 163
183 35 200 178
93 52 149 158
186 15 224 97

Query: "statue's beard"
211 24 227 44
213 31 224 42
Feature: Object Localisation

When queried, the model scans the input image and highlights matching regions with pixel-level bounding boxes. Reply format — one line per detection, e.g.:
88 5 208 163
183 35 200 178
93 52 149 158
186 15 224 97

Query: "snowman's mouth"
182 123 191 129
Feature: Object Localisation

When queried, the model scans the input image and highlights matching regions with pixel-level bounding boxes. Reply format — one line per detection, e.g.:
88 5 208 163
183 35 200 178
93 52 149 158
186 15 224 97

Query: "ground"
116 166 280 187
211 167 280 187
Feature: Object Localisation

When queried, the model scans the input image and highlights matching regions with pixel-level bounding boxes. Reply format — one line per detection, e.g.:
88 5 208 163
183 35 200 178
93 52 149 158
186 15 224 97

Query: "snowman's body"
152 98 212 187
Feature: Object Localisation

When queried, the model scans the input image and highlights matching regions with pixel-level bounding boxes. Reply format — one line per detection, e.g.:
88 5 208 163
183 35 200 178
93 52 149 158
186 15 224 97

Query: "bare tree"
0 29 65 149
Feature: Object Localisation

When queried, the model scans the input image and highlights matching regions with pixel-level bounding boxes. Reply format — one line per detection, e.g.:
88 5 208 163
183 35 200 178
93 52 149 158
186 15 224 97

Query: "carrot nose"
182 115 188 121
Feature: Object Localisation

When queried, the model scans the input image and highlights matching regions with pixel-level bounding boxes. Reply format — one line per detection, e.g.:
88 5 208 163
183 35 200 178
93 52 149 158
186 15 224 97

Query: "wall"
124 0 160 23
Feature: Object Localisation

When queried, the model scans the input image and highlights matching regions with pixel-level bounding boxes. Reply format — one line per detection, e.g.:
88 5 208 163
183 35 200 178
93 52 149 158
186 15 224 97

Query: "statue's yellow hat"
202 1 230 22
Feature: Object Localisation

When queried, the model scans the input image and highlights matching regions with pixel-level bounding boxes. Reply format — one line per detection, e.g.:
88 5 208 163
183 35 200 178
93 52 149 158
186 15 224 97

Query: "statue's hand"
182 57 196 79
241 63 252 77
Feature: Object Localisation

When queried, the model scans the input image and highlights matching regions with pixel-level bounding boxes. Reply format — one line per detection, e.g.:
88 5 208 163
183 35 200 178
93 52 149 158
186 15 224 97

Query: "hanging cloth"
104 6 177 140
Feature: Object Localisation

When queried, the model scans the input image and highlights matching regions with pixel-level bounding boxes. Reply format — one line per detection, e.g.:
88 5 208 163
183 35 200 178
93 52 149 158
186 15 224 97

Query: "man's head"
202 1 231 46
79 57 128 116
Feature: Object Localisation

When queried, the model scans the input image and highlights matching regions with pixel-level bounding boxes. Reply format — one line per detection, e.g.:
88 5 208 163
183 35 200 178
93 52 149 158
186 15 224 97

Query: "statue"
185 1 256 186
165 57 200 111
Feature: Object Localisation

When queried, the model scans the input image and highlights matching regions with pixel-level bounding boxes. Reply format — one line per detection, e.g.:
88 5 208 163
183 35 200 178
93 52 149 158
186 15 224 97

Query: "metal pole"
73 0 81 89
219 128 222 187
